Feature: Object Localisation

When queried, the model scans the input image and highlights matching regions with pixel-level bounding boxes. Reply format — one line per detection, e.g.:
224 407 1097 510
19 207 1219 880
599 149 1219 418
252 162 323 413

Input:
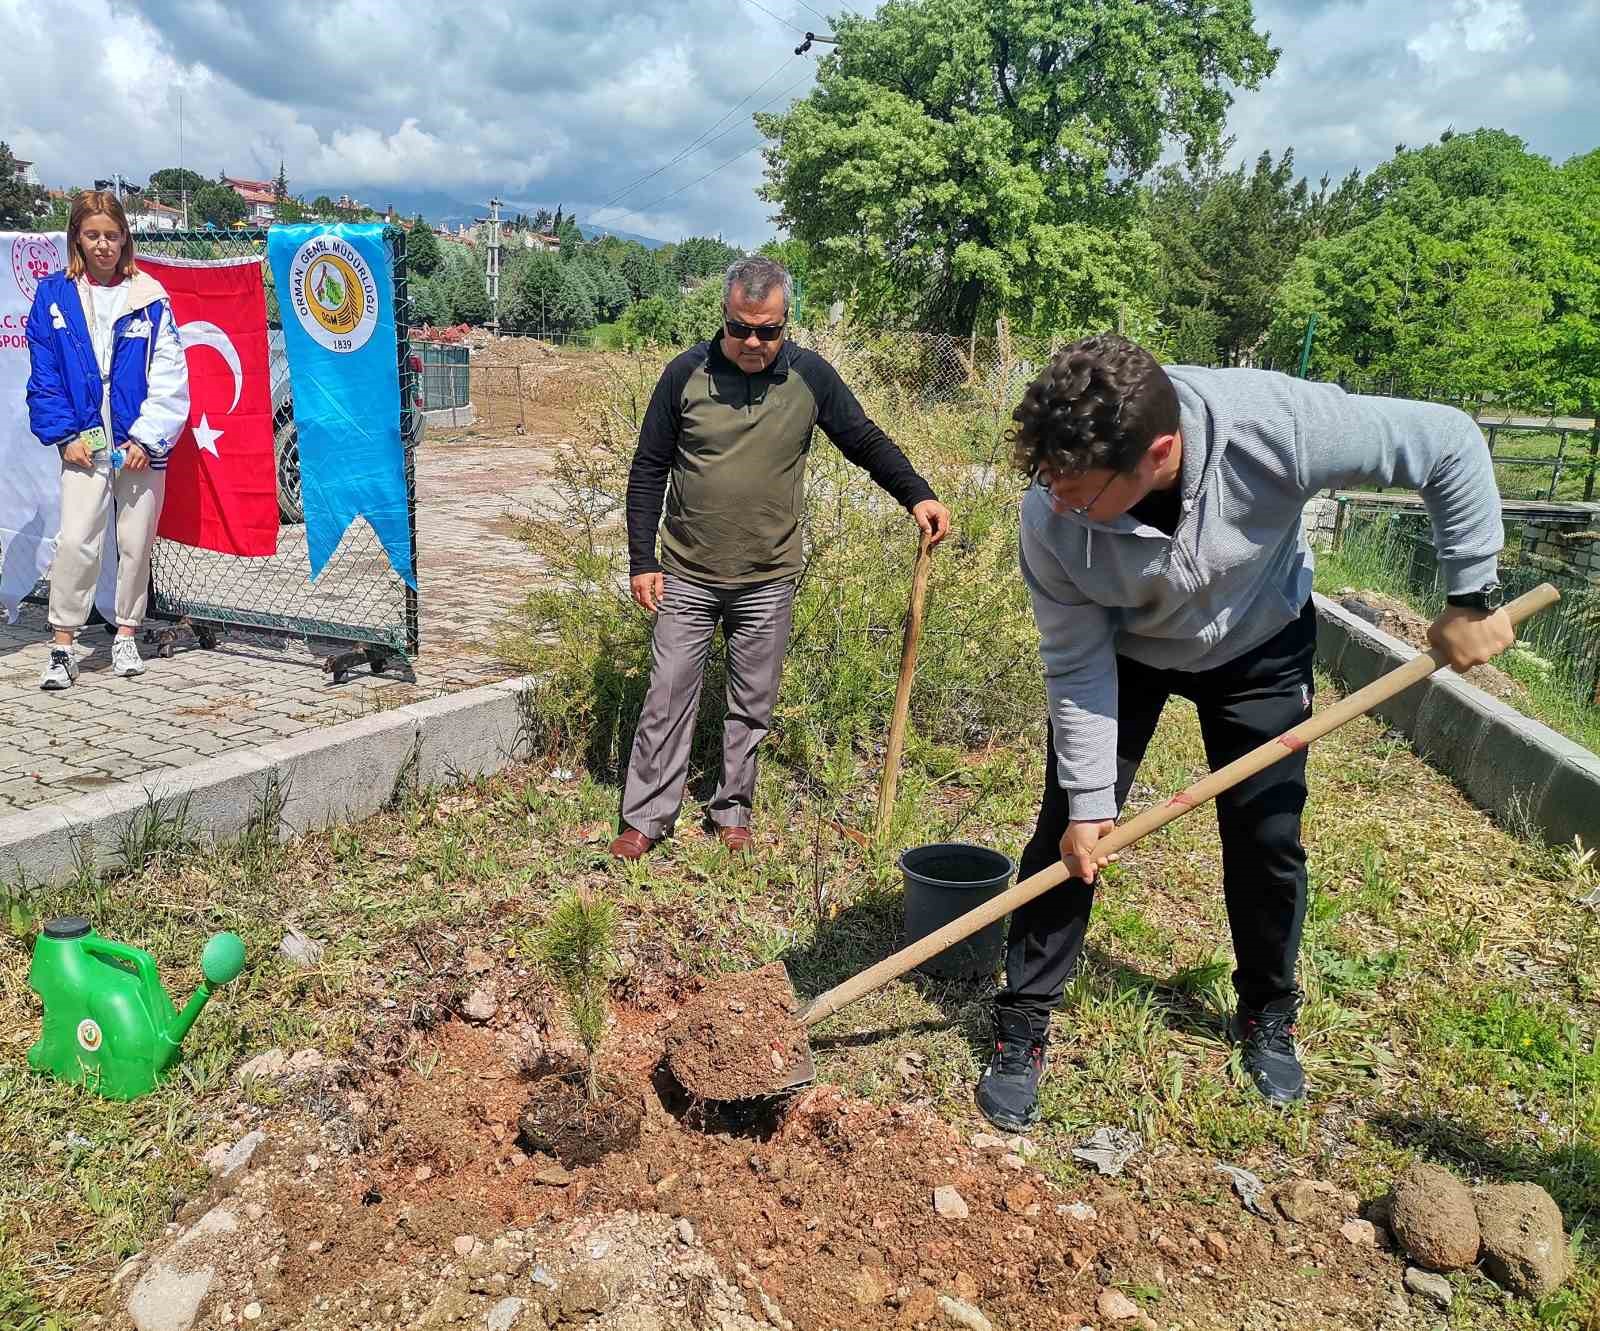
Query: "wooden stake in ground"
875 532 935 846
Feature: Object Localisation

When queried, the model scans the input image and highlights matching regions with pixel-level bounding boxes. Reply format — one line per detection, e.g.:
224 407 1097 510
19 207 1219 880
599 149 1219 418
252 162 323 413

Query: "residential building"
14 158 41 186
126 199 183 232
222 175 279 223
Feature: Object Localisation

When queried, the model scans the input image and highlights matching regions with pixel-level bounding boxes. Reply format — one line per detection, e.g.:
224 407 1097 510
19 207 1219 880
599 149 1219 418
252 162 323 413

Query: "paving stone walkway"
0 433 560 814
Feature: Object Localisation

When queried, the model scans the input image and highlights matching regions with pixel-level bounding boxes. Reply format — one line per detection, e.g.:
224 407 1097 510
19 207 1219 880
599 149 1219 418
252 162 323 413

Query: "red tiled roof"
223 177 279 206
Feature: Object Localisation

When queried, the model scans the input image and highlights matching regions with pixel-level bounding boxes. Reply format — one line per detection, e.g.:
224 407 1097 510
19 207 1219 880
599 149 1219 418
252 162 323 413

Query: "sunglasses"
724 317 787 343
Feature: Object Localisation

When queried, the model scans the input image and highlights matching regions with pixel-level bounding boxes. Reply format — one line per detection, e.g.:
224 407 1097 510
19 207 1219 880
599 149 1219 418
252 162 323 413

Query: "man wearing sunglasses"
611 257 950 860
976 332 1511 1130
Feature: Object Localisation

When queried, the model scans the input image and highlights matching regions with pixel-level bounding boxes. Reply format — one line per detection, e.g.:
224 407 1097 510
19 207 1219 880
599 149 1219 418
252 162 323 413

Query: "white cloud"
1223 0 1592 183
1409 0 1533 62
2 0 1593 245
1497 66 1574 110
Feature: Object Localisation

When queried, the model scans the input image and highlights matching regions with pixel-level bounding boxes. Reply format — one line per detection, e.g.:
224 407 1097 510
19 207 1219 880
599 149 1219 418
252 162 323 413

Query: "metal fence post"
1585 400 1598 504
391 225 421 657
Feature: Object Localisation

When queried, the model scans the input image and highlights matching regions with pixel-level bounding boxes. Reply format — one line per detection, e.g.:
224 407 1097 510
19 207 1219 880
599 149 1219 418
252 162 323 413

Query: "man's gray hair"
723 256 792 315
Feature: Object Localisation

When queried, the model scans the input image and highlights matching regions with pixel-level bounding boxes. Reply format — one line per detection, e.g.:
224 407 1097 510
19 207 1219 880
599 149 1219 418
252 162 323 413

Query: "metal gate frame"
131 225 421 661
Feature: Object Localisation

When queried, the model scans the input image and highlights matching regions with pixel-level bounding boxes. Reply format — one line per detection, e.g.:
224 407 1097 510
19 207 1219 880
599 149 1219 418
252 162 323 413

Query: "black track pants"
997 601 1317 1035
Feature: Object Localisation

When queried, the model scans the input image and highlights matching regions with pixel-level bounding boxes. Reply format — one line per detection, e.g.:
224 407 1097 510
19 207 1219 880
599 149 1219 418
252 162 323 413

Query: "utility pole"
484 196 503 335
179 91 189 227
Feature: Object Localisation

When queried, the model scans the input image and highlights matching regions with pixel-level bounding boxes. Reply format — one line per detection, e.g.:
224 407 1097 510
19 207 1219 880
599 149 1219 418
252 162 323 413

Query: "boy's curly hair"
1009 334 1179 478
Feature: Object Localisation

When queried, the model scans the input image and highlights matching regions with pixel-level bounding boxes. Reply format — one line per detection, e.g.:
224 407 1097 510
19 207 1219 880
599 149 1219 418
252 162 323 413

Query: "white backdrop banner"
0 231 117 627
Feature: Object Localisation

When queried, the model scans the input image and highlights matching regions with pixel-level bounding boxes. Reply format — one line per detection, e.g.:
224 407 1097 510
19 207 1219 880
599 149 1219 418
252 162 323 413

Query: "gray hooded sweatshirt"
1020 365 1502 822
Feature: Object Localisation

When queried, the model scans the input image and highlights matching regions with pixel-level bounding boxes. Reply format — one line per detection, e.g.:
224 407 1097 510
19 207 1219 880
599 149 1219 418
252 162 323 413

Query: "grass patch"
4 364 1599 1328
4 678 1597 1328
1489 429 1599 505
1314 512 1600 755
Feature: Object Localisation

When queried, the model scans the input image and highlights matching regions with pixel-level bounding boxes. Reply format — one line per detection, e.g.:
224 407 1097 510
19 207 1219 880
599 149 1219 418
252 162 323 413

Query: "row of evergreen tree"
406 216 745 339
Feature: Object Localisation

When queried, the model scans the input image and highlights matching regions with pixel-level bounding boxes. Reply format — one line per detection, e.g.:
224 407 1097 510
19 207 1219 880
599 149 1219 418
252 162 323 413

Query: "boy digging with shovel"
977 334 1513 1131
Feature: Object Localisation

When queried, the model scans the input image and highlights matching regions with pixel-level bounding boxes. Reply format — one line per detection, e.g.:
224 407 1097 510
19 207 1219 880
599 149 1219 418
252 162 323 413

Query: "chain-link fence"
1334 500 1600 710
467 365 531 434
418 343 469 410
132 226 420 657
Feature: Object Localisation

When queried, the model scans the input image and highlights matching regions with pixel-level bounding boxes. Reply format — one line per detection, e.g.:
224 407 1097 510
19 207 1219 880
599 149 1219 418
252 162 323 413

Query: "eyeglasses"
1035 466 1119 515
724 317 787 343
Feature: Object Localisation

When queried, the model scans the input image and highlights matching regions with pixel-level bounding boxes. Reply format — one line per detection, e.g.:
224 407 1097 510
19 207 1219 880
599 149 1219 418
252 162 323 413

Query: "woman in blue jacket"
25 191 189 688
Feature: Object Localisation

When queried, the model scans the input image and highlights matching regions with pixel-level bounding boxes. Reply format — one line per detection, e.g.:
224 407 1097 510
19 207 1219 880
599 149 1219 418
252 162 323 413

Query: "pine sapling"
538 888 618 1102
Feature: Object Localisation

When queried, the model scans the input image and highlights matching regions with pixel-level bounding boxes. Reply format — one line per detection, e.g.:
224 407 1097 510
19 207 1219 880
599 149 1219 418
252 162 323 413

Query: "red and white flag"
142 255 279 556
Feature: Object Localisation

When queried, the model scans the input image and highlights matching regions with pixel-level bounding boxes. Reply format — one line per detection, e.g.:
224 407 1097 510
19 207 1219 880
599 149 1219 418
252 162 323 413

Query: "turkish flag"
142 255 279 556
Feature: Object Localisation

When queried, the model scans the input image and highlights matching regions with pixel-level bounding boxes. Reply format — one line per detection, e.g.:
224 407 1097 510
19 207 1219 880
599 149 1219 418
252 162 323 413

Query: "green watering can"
27 917 246 1100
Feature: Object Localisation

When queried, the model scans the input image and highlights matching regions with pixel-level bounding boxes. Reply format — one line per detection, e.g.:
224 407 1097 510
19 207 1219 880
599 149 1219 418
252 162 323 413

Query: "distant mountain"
299 186 484 229
577 222 668 251
301 186 670 248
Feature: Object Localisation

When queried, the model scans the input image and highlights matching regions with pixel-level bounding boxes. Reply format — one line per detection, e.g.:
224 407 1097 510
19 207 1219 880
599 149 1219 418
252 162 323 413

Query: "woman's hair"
1009 333 1179 478
66 191 139 280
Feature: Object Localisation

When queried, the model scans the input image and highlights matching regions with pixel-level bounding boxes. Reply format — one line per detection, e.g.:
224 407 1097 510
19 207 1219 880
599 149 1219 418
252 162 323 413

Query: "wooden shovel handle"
800 583 1559 1027
874 533 935 846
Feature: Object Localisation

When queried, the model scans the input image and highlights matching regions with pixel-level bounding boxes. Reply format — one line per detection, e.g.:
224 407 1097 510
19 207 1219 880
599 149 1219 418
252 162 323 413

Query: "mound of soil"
663 963 811 1100
1336 588 1526 701
516 1064 643 1167
106 984 1409 1331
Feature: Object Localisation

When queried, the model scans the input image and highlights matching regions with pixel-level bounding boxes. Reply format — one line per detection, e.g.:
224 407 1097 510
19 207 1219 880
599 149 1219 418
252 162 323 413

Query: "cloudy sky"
1 0 1594 246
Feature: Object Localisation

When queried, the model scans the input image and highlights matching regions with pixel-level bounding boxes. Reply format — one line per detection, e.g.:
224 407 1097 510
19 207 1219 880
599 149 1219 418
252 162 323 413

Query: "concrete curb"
1313 593 1600 848
0 676 534 886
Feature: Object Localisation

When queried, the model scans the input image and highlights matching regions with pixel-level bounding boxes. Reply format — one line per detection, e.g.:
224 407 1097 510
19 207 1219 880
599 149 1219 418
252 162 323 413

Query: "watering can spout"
160 933 246 1066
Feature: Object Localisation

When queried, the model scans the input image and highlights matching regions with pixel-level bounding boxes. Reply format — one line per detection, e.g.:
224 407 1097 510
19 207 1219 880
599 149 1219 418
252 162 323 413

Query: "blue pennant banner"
267 224 415 588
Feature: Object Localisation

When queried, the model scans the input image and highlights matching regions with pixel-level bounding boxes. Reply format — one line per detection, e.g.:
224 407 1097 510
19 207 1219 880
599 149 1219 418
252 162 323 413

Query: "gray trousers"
620 572 796 840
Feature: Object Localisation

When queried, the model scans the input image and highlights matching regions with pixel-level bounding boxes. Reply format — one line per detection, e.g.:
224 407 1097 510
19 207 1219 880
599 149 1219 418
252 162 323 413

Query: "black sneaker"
975 1008 1046 1131
1230 1001 1307 1104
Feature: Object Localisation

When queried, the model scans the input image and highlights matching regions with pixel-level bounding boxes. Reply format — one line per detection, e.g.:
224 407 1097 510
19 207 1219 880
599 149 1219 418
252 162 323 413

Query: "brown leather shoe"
608 828 654 860
717 825 754 854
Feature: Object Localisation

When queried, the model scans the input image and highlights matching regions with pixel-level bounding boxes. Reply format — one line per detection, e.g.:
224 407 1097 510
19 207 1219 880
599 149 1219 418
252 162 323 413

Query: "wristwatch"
1446 582 1504 612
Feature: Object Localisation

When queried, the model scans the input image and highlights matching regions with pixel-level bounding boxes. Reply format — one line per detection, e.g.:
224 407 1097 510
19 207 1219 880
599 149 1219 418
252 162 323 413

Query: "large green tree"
619 243 668 301
1265 129 1599 409
0 141 46 227
556 214 584 259
668 235 742 284
148 166 207 200
757 0 1277 334
192 182 247 228
1148 148 1362 364
617 277 724 346
446 249 491 325
408 217 443 277
506 251 595 336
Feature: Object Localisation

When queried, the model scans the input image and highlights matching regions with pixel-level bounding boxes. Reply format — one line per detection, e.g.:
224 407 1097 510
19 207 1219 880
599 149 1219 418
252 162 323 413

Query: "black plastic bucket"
899 842 1015 980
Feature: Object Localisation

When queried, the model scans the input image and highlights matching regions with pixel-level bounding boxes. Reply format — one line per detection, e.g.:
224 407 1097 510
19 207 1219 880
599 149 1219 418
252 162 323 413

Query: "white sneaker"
40 647 79 690
112 636 147 677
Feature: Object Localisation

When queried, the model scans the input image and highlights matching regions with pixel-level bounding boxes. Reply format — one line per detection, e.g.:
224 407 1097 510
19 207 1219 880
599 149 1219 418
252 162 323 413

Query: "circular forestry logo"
11 233 62 304
77 1018 102 1053
286 234 379 353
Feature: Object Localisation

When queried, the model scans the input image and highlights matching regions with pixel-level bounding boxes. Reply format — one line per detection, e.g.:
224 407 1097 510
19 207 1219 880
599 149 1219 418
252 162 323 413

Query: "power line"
596 71 813 223
738 0 809 36
788 0 834 22
628 141 767 218
596 55 798 213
